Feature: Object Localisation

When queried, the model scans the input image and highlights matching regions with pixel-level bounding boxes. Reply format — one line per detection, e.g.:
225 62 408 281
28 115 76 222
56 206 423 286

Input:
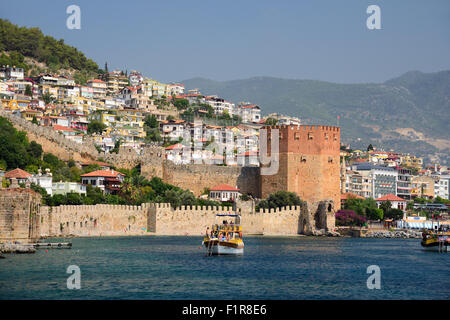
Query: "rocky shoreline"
365 230 422 239
0 242 36 254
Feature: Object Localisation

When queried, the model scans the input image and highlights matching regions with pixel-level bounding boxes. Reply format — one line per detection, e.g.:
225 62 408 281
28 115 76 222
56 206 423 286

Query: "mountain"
182 71 450 165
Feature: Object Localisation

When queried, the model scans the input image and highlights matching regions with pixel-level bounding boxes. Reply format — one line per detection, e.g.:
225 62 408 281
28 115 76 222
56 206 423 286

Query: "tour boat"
421 226 450 252
202 214 244 256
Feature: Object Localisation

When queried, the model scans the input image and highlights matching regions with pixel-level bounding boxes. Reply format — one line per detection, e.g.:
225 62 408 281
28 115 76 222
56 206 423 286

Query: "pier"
33 242 72 248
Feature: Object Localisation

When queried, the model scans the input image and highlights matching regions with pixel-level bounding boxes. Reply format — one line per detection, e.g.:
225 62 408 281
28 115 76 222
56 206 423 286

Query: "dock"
33 242 72 249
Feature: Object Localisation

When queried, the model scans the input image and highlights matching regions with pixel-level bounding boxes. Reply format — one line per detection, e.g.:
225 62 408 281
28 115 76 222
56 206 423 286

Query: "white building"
52 182 86 196
209 184 241 202
205 96 235 116
30 169 53 196
81 170 125 194
434 175 450 199
237 104 261 123
167 83 185 96
4 66 24 80
265 113 301 125
375 194 407 211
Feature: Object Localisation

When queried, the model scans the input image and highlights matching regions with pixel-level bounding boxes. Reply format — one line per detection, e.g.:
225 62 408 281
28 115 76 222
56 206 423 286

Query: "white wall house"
209 184 241 202
81 170 125 194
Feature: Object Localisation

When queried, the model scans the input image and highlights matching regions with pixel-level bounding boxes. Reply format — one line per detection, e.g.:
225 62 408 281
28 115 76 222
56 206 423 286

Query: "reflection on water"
0 236 449 299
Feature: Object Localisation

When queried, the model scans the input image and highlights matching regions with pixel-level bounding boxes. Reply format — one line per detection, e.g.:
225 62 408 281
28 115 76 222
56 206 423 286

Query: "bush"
335 210 367 226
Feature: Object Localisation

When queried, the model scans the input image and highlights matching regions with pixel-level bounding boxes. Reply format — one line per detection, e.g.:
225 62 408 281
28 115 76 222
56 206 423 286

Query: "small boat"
421 224 450 252
202 214 244 256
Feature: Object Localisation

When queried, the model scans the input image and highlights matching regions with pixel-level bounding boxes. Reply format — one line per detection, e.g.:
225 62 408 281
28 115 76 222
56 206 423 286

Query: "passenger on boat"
206 227 210 237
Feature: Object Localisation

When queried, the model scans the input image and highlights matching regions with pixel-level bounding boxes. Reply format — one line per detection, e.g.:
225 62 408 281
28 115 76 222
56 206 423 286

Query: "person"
206 227 210 237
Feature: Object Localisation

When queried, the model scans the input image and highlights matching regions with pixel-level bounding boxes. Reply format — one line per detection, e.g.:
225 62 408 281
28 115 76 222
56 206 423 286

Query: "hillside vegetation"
0 19 101 82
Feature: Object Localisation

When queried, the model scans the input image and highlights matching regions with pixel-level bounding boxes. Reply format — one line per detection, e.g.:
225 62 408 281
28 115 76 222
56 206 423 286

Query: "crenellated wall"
1 186 336 240
38 203 151 237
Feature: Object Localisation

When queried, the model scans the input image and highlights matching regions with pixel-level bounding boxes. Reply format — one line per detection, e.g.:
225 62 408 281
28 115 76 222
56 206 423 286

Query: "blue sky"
1 0 449 83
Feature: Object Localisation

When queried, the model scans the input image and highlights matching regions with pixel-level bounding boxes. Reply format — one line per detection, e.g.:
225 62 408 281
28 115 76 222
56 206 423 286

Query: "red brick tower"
260 125 341 208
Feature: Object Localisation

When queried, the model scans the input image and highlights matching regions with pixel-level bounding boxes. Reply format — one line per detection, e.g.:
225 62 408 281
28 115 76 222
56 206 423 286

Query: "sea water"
0 236 449 299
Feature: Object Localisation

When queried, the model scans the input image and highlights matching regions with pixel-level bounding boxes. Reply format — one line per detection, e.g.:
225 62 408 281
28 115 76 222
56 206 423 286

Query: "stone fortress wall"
0 186 336 242
261 125 341 209
0 110 257 196
39 200 335 238
0 188 42 243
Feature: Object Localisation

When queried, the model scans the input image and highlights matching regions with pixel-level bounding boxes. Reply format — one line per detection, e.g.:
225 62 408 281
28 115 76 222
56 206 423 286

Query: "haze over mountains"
183 71 450 165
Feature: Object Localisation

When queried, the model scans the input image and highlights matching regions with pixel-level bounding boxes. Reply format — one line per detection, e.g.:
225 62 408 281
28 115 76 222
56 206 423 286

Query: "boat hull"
203 240 244 255
209 244 244 255
421 241 449 252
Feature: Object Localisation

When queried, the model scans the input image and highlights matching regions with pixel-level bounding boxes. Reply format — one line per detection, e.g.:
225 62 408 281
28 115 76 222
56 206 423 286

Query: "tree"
87 120 107 135
379 200 392 216
144 114 159 129
111 138 123 154
25 84 32 97
257 191 303 210
264 118 278 126
27 141 42 159
173 98 189 110
385 208 404 220
41 93 54 105
143 115 162 143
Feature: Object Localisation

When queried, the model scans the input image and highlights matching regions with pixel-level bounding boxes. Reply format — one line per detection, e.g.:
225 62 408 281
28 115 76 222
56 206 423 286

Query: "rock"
312 229 326 236
0 242 36 254
365 229 422 239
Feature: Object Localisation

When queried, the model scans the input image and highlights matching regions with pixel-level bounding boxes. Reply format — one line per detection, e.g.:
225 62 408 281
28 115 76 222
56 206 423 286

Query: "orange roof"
238 151 259 157
81 170 125 178
165 143 184 150
341 192 365 200
5 168 32 179
53 125 75 132
210 184 240 192
88 79 104 83
375 194 406 202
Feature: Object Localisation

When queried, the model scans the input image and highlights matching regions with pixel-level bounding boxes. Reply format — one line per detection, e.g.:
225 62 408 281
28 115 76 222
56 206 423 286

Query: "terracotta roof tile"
375 194 406 202
210 184 240 192
81 170 125 178
5 168 32 179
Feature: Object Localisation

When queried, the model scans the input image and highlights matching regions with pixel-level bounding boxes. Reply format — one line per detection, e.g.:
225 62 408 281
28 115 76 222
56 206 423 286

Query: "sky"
1 0 449 84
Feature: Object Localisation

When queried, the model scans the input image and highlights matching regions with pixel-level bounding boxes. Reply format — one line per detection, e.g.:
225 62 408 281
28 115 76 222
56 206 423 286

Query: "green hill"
183 71 450 165
0 19 101 81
